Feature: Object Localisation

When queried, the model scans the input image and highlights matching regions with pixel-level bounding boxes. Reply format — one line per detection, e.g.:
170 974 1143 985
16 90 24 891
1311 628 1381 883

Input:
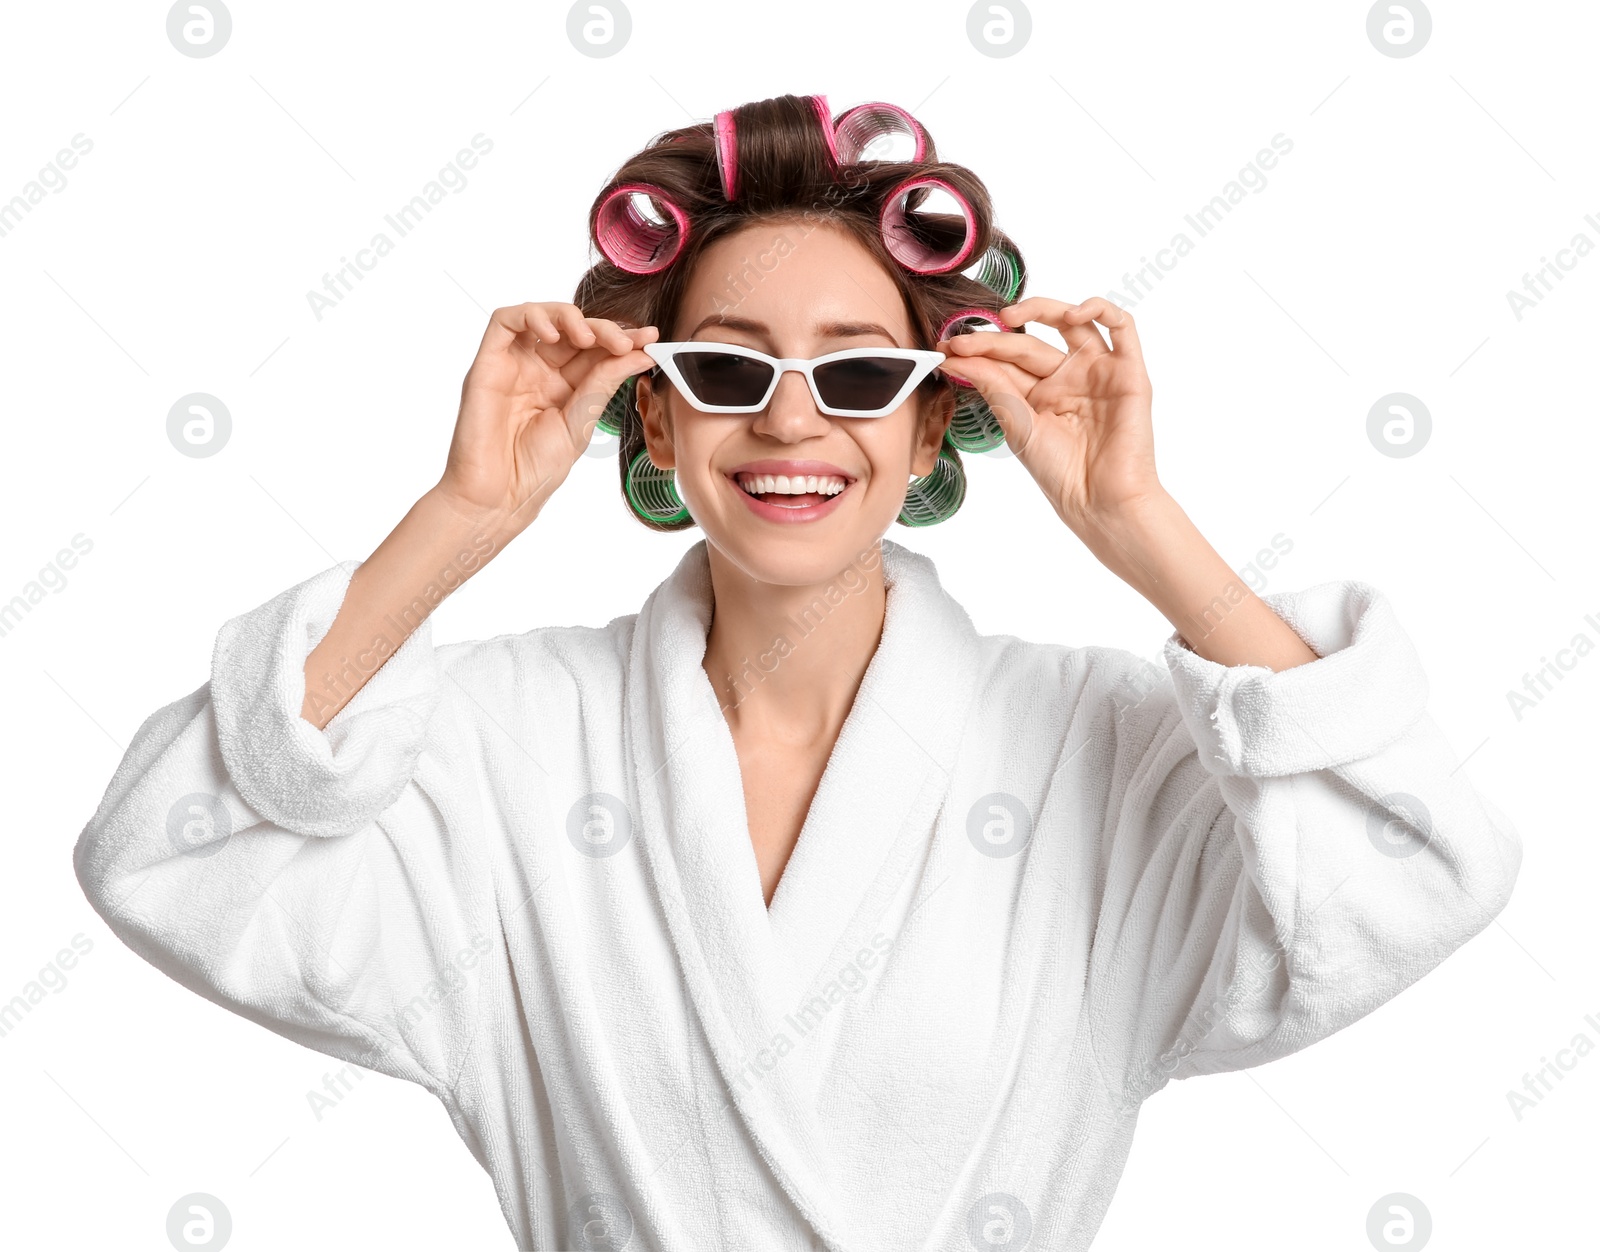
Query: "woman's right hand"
435 301 658 541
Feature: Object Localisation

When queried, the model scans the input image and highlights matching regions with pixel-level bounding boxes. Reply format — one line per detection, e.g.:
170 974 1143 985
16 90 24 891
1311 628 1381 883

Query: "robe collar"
625 536 984 1248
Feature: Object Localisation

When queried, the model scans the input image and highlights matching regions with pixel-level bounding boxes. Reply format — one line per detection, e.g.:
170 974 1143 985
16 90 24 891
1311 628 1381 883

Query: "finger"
935 338 1038 396
479 303 559 356
553 303 596 348
938 329 1065 379
1000 295 1077 327
1058 297 1144 364
563 347 656 443
527 305 563 343
556 325 659 388
540 317 656 376
582 317 637 355
933 354 1038 452
999 296 1106 356
935 350 1036 407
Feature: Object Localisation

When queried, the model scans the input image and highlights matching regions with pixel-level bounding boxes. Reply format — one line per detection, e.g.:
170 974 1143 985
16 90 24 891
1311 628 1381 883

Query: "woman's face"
634 218 952 587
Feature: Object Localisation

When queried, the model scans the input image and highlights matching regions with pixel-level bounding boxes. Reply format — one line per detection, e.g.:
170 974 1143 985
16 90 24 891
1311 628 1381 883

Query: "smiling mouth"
731 471 851 507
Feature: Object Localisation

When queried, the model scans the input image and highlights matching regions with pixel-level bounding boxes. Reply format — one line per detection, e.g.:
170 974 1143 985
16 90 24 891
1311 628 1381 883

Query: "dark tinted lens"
674 351 774 407
812 357 917 412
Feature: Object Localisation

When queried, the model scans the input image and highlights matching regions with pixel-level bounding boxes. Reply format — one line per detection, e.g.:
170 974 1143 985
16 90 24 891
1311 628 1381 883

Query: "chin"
702 525 877 586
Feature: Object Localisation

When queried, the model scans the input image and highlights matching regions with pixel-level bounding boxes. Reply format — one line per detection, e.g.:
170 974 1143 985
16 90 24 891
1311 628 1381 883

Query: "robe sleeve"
1081 579 1522 1109
71 561 496 1097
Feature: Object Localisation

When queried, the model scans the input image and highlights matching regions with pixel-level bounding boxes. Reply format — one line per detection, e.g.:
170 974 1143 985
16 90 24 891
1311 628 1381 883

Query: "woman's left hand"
936 296 1163 538
940 297 1319 671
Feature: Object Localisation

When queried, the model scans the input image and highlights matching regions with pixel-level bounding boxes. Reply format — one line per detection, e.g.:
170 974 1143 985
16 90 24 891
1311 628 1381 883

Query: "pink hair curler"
880 176 978 275
716 95 838 200
595 183 689 274
834 102 929 165
714 109 739 201
935 308 1011 388
809 94 840 168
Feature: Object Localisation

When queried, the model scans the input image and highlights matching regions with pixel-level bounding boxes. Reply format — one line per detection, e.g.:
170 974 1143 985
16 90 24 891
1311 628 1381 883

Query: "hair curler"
809 94 840 168
716 94 838 201
595 374 636 437
899 445 966 526
713 108 740 201
595 183 689 274
935 309 1014 454
624 448 691 524
934 309 1012 388
964 243 1023 303
880 176 978 275
833 102 929 165
946 390 1010 455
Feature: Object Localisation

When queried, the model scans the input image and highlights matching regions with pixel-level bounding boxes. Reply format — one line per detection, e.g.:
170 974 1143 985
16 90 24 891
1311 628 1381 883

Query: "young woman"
75 94 1521 1251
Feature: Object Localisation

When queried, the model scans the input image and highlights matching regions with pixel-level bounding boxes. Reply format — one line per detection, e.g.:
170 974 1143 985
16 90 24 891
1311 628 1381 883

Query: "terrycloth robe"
73 537 1521 1251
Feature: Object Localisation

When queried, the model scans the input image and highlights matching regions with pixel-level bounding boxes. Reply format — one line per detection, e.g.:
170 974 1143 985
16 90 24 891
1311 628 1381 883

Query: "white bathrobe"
73 537 1521 1251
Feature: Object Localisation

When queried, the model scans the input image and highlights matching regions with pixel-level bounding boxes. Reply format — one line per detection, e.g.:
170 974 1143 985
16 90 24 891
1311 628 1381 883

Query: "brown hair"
571 93 1028 531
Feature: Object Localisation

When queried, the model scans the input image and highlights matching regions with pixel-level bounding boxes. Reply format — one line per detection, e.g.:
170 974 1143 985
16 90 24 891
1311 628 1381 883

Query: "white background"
1 1 1593 1248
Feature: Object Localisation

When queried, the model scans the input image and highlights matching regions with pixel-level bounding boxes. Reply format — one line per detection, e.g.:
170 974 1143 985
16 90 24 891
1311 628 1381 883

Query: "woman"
74 93 1521 1251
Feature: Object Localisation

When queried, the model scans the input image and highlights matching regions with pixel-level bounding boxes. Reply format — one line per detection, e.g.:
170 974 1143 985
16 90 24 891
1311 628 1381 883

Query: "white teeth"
735 473 848 497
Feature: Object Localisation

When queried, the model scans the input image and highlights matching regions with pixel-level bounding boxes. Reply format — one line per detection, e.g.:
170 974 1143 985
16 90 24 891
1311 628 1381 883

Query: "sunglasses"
641 341 947 418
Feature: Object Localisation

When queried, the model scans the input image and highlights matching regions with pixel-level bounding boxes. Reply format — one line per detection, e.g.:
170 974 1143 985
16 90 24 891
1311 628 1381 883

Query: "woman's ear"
633 372 676 471
910 383 955 477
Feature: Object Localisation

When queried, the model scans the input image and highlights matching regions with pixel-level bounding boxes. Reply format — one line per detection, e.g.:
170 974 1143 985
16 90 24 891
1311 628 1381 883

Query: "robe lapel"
625 538 984 1249
764 540 983 1007
627 539 845 1247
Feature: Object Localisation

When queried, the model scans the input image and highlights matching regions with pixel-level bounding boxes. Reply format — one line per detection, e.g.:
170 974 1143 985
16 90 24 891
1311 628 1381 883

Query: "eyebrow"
685 313 903 346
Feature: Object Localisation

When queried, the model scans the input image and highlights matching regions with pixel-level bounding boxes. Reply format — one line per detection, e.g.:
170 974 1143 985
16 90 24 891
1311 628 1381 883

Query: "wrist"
385 490 506 595
422 484 530 546
300 493 500 728
1072 489 1186 586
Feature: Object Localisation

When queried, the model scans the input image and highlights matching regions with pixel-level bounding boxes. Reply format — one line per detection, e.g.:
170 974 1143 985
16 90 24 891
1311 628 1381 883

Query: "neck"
700 542 888 743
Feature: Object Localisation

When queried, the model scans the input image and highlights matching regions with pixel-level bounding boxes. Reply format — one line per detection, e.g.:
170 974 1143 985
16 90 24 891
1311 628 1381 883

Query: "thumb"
938 353 1037 456
566 348 656 447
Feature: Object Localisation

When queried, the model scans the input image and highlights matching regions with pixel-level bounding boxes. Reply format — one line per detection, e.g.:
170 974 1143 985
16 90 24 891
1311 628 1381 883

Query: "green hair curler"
964 244 1023 303
624 447 691 524
596 374 636 438
897 445 966 527
946 391 1008 454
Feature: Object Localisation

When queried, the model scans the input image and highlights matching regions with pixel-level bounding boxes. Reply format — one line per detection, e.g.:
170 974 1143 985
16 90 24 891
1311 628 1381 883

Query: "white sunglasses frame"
641 340 947 419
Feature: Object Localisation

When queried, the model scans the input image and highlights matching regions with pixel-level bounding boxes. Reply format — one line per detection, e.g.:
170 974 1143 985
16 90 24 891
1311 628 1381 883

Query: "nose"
750 366 830 441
